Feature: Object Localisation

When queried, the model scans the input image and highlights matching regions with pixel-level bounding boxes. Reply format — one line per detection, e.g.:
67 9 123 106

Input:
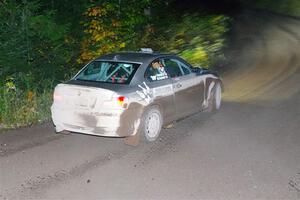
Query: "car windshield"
75 61 140 84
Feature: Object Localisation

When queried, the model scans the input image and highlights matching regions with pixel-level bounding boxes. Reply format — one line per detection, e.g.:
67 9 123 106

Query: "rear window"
75 61 140 84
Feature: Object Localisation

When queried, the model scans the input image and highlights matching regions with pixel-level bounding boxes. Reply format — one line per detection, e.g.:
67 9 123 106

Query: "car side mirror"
191 67 203 75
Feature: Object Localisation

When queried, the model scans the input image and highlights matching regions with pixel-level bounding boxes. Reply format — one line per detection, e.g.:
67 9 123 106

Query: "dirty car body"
51 52 222 138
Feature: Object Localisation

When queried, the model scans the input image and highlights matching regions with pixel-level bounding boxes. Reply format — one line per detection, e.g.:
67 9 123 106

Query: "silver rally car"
51 49 222 142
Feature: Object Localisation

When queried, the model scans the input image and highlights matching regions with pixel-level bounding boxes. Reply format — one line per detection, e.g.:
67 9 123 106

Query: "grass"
0 88 53 129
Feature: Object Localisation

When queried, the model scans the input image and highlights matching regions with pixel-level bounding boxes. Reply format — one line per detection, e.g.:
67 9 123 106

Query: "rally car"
51 49 222 142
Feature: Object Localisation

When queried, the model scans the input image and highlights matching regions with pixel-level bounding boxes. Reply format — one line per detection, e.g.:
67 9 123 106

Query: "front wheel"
207 82 222 112
140 106 163 142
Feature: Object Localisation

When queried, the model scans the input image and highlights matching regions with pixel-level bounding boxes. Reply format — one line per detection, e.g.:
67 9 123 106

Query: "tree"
0 0 72 89
78 0 151 63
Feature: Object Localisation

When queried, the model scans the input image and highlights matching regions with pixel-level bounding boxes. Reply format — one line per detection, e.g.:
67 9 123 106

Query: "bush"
0 0 73 129
0 87 52 128
140 14 231 68
0 0 73 87
78 0 151 63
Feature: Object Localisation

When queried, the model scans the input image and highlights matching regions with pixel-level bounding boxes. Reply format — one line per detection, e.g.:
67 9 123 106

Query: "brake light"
53 90 62 101
117 96 125 105
117 96 127 108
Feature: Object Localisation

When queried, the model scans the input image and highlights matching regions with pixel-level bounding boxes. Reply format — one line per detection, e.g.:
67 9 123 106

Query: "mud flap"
123 133 140 146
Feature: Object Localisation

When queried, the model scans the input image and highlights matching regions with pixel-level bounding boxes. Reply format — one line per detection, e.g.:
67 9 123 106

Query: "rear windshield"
75 61 140 84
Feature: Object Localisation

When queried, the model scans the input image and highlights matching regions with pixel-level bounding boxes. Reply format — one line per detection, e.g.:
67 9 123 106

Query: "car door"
176 59 205 111
143 59 176 124
163 58 204 119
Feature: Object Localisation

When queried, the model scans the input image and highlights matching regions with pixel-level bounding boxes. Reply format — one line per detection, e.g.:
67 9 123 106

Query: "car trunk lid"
53 83 116 110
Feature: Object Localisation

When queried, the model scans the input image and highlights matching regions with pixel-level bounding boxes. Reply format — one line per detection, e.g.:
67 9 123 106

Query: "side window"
145 59 169 82
163 59 183 78
178 61 192 75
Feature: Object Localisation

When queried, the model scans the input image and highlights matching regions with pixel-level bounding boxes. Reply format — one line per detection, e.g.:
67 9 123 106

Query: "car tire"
207 82 222 112
140 106 163 142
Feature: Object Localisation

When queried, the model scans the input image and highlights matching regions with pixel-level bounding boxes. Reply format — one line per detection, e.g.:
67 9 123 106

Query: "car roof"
94 51 185 86
95 52 175 63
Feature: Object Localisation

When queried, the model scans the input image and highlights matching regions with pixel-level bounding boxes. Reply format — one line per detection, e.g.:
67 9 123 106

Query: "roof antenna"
113 55 120 61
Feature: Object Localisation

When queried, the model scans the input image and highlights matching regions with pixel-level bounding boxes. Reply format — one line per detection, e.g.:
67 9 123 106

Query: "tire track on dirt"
3 149 128 199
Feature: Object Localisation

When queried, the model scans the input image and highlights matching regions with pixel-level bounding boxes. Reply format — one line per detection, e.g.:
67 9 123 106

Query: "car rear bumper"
51 105 140 137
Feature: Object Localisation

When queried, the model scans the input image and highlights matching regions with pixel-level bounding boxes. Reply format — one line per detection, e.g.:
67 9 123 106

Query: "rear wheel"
140 106 162 142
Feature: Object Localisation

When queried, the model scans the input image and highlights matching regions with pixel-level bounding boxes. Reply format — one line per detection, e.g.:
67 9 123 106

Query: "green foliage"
0 0 72 87
0 87 52 128
140 14 231 67
78 0 151 63
0 0 74 128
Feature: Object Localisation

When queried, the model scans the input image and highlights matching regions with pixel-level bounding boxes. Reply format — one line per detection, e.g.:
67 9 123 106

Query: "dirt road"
1 11 300 199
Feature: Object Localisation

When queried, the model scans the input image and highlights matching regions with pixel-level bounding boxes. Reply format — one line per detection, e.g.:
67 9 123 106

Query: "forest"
0 0 299 128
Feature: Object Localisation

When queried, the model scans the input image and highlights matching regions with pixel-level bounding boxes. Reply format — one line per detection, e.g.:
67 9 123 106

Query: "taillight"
117 96 127 108
53 90 62 101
